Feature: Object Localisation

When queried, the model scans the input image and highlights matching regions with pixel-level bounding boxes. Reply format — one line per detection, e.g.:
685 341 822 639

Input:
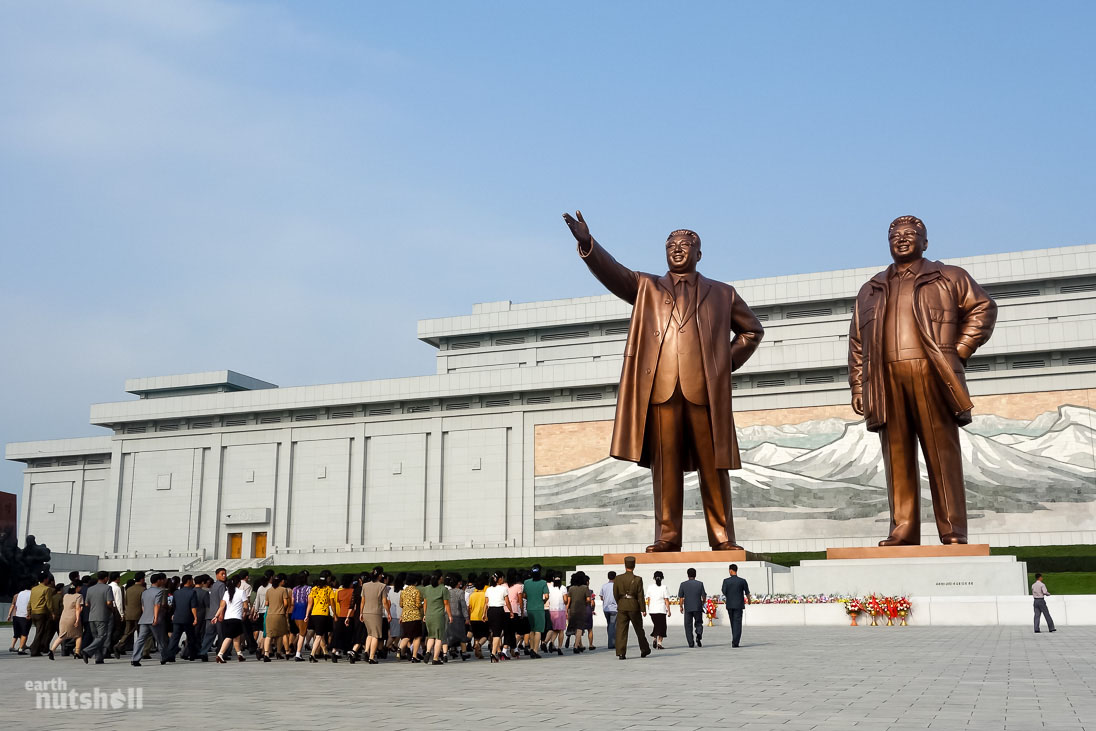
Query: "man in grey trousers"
82 571 115 663
1032 573 1056 633
678 568 707 648
199 568 227 658
131 573 170 666
598 571 618 652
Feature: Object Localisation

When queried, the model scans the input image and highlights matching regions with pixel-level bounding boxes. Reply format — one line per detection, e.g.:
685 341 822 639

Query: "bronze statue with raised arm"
562 211 764 552
849 216 997 546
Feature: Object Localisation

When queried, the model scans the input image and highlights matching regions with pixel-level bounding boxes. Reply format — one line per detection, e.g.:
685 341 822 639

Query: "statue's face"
888 223 927 264
665 233 702 274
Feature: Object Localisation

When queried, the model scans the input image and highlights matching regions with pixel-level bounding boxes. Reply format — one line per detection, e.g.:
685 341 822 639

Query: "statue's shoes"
878 536 919 547
939 533 968 545
645 541 681 553
713 542 744 551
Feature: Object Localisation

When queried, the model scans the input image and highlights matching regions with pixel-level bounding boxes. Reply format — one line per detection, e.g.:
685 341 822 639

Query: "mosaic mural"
533 389 1096 546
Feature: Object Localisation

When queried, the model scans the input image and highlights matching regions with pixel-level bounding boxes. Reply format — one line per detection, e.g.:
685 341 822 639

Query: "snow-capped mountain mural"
533 399 1096 545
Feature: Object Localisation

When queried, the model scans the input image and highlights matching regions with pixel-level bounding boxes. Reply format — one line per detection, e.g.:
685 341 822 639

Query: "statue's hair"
888 216 926 237
667 229 701 248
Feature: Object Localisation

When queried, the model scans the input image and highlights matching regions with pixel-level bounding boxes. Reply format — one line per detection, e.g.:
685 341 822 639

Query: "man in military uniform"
612 556 651 660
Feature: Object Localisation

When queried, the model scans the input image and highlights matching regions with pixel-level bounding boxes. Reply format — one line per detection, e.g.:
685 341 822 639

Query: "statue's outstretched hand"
562 210 592 249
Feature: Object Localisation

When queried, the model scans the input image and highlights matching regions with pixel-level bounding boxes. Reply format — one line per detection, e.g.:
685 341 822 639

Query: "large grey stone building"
7 244 1096 571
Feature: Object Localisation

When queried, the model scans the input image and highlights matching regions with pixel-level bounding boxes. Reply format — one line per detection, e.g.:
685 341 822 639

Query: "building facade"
6 244 1096 570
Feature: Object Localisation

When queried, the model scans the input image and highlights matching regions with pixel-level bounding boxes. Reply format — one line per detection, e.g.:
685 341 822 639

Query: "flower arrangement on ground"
865 594 883 626
704 598 721 626
749 594 853 604
896 596 912 625
844 597 864 625
883 596 899 625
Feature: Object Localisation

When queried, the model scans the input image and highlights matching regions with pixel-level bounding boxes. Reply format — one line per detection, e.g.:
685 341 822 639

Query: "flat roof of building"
125 370 277 396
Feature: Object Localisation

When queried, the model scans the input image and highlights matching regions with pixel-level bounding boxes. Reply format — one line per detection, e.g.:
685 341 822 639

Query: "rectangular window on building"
786 307 833 319
540 330 589 341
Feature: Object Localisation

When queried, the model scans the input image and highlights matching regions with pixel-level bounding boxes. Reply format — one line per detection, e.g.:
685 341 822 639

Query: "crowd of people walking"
6 560 749 665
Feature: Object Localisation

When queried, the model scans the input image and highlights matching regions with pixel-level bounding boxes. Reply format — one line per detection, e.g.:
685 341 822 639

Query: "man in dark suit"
113 571 145 659
678 567 707 648
164 574 199 661
564 212 764 552
720 564 750 648
612 557 651 660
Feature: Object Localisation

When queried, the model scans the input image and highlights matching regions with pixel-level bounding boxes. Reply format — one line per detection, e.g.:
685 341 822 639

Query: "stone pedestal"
602 549 759 564
826 544 991 559
791 553 1028 597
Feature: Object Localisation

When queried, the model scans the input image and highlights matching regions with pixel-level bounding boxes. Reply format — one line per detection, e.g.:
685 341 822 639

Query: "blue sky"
2 1 1094 509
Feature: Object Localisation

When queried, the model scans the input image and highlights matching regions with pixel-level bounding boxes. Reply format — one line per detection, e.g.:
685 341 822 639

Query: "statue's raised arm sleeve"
579 238 641 305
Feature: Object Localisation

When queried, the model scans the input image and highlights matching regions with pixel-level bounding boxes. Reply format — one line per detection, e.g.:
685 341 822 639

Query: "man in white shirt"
1032 573 1056 633
108 572 125 651
598 572 618 653
7 583 32 654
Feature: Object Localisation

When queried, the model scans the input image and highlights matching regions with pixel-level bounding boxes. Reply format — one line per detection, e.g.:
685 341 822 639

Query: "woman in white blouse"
484 572 513 663
645 570 671 650
545 575 567 656
212 575 251 663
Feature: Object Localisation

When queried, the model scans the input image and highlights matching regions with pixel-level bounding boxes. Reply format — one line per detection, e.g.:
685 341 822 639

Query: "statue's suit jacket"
848 259 996 432
579 239 764 470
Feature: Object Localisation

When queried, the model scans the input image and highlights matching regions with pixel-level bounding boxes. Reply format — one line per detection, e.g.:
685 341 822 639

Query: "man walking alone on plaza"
678 568 707 648
720 564 750 648
1032 573 1056 634
613 557 650 660
598 571 618 653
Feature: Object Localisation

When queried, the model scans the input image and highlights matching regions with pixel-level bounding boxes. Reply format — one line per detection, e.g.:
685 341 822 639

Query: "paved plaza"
3 626 1093 729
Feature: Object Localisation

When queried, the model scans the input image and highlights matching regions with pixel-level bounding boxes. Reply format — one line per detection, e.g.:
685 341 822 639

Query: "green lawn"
1028 572 1096 595
254 555 602 581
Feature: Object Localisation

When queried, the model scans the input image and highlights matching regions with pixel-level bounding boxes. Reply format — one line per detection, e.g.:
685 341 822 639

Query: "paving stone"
3 626 1094 726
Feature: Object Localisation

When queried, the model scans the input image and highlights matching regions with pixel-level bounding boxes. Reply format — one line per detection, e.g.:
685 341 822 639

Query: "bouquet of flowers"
844 597 864 626
750 593 850 604
865 594 883 625
704 598 719 626
883 596 899 625
896 596 912 625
